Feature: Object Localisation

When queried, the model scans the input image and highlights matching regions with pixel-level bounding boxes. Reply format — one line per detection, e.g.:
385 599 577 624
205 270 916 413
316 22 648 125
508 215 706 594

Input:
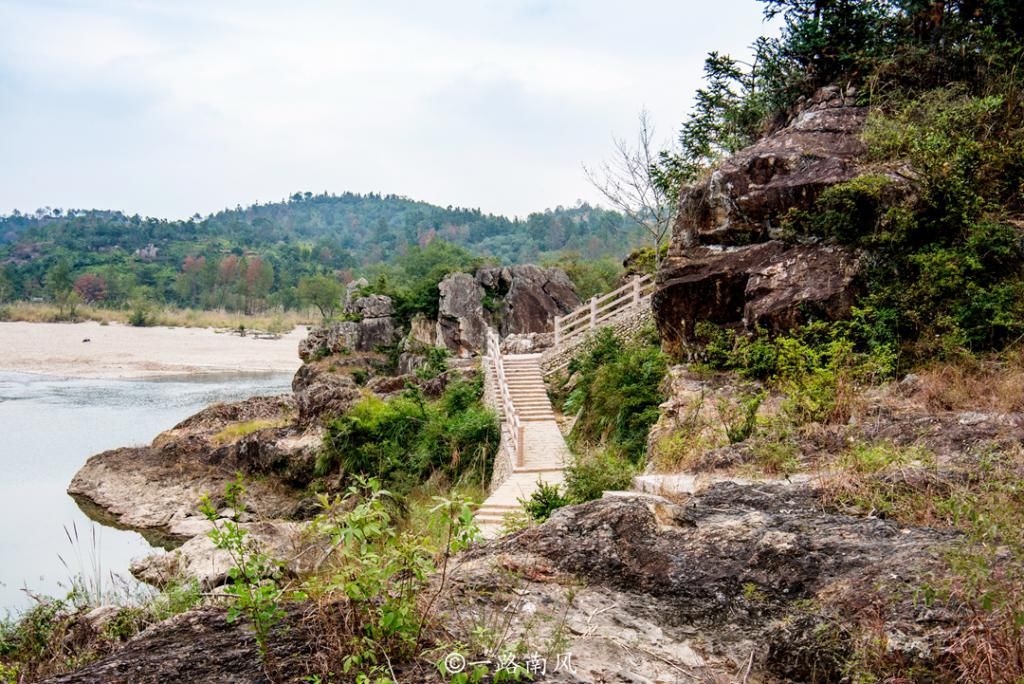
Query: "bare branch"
584 110 677 269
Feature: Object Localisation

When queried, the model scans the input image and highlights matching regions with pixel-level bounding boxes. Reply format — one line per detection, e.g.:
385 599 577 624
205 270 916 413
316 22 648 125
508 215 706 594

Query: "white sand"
0 321 307 379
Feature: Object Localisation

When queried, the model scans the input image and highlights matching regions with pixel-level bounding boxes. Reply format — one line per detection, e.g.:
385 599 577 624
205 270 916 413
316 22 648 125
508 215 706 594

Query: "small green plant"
520 482 571 522
564 449 636 503
415 346 451 381
199 474 285 659
303 477 480 682
718 391 763 444
127 299 154 327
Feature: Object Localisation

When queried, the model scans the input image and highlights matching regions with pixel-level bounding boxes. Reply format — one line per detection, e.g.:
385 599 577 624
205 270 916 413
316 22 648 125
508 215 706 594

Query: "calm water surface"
0 371 293 614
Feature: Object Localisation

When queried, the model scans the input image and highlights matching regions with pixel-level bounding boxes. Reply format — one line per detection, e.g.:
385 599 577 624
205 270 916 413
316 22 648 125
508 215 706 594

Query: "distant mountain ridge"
0 192 641 266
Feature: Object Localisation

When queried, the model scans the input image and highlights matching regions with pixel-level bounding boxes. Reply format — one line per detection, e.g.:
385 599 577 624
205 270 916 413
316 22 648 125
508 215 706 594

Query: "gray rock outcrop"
477 264 580 336
436 272 488 357
297 294 398 360
654 86 868 353
435 266 580 356
446 487 957 682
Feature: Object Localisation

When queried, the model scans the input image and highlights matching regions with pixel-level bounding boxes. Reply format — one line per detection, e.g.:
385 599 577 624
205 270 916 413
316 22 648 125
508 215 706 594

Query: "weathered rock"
436 272 487 357
297 321 359 360
500 331 555 354
235 427 322 486
348 293 392 319
297 297 398 360
41 606 321 684
68 444 305 547
130 521 320 589
68 396 310 546
654 86 869 352
675 86 867 249
743 243 861 331
356 315 397 351
406 314 438 348
343 277 368 309
655 242 860 350
291 364 362 423
448 487 957 682
477 265 580 336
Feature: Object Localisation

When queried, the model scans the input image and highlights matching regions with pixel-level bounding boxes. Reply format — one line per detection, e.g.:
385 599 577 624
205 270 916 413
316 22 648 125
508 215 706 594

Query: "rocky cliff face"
298 294 399 361
435 265 580 357
653 86 868 354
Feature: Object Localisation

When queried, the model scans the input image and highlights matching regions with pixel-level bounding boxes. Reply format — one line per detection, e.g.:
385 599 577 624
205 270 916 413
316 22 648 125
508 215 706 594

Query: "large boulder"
436 272 488 357
655 86 868 353
448 487 957 683
654 242 861 349
477 265 580 336
297 295 398 360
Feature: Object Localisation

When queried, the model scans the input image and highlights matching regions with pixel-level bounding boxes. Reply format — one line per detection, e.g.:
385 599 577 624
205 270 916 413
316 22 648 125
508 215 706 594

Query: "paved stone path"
475 353 569 536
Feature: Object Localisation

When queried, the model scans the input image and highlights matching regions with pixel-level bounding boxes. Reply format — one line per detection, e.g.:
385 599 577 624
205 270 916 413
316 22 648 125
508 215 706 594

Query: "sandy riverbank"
0 321 307 379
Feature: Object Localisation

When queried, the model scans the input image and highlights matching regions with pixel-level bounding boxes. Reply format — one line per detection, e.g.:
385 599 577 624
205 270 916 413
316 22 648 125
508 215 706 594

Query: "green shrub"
127 300 154 327
415 346 450 381
521 482 572 522
199 476 285 659
564 450 636 504
304 478 479 682
718 391 763 444
562 327 667 464
318 378 499 494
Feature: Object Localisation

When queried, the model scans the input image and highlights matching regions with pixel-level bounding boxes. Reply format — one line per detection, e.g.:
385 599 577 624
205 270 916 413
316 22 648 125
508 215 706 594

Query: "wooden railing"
553 274 654 348
486 327 525 468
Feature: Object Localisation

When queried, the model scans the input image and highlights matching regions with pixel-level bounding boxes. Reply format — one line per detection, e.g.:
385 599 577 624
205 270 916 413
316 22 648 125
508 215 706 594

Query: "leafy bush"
199 476 285 659
561 327 667 464
718 392 764 444
520 482 572 522
564 450 636 504
318 378 499 494
695 318 896 426
127 299 154 327
303 477 479 682
415 346 450 381
543 253 622 299
840 88 1024 352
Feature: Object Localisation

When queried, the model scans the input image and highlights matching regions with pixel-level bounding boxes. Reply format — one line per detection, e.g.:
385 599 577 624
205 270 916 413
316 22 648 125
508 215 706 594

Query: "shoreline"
0 320 307 380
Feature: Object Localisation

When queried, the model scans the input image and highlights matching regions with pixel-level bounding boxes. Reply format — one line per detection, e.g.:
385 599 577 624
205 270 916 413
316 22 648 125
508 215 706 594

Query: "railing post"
632 276 641 307
516 423 525 467
589 296 597 329
554 315 561 347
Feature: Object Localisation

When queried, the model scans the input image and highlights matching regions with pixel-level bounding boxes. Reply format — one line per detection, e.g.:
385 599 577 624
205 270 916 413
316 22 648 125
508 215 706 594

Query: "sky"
0 0 774 220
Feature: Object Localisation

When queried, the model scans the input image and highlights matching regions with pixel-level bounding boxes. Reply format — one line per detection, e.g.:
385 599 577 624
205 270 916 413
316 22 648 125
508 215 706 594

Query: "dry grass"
913 349 1024 413
0 302 316 333
210 418 290 446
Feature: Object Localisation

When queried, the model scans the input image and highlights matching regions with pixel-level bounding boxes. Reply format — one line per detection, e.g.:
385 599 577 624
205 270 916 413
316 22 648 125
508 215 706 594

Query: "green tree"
0 266 12 303
297 274 344 322
45 260 78 320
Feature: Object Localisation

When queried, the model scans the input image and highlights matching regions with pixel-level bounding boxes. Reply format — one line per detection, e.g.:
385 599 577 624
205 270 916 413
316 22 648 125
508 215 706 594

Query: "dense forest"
0 193 642 312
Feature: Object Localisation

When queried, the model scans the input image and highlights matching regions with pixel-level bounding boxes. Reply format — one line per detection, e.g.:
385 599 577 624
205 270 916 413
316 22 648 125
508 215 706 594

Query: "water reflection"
0 371 293 614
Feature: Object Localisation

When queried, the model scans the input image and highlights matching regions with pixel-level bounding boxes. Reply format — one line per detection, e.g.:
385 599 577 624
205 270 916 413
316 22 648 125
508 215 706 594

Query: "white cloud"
0 0 773 218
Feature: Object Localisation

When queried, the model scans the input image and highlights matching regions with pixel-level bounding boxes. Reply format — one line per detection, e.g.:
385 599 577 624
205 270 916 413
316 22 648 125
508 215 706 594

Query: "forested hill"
0 192 642 308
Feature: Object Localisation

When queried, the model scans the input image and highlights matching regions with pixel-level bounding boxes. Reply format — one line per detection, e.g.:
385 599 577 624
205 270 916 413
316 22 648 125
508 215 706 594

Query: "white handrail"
486 327 525 468
553 274 654 348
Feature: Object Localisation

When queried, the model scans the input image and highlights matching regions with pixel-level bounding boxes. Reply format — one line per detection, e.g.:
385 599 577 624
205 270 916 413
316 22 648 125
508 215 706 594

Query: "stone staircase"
476 352 569 536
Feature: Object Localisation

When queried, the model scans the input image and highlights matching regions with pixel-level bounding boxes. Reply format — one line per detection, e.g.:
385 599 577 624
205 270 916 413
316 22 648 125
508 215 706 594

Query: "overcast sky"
0 0 774 219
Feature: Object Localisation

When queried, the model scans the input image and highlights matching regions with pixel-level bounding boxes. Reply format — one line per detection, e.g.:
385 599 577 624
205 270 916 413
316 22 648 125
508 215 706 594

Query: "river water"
0 371 294 614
